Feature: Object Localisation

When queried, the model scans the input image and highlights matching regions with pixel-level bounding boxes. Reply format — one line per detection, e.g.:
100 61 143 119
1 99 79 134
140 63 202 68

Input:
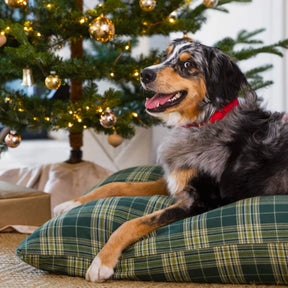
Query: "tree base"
66 149 83 164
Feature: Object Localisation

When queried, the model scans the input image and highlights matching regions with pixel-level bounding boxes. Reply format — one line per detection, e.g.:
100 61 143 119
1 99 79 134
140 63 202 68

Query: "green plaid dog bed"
17 165 288 284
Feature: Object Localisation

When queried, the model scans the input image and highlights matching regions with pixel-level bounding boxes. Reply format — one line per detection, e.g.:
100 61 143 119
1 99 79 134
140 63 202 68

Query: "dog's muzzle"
140 67 187 113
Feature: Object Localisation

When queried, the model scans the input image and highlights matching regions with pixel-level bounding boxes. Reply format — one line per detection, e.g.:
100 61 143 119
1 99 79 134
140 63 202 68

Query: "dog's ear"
205 47 248 108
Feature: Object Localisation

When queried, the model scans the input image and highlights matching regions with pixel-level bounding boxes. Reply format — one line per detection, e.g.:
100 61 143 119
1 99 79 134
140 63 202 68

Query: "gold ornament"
21 67 35 86
0 34 7 47
139 0 156 12
108 131 123 147
89 14 115 42
203 0 218 8
5 131 21 148
100 108 117 129
4 0 28 8
45 72 61 90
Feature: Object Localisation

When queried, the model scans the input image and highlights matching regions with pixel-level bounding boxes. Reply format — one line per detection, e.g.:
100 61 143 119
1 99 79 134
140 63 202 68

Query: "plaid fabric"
83 165 164 195
16 165 288 284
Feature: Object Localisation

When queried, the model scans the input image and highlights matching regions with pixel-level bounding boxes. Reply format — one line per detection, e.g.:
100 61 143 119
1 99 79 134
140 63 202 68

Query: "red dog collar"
182 98 239 128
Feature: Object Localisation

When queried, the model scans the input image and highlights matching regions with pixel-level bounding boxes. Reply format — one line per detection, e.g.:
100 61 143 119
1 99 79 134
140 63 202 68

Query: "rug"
0 233 283 288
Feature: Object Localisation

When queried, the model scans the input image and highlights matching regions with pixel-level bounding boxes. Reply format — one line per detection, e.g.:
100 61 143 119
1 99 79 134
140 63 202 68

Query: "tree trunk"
67 0 84 163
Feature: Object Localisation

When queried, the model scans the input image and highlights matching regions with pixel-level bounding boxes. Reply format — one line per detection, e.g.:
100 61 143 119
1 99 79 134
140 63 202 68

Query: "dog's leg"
54 178 168 216
85 199 193 282
86 168 198 282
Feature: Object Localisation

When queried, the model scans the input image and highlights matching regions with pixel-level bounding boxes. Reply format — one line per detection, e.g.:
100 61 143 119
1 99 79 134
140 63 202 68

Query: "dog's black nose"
140 68 156 84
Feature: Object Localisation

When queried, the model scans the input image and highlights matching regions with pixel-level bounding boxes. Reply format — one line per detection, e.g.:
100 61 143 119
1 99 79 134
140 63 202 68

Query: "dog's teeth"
156 102 160 107
169 92 181 102
171 93 180 102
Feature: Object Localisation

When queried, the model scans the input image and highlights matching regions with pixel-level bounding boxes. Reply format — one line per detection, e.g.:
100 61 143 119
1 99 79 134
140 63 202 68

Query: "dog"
54 38 288 282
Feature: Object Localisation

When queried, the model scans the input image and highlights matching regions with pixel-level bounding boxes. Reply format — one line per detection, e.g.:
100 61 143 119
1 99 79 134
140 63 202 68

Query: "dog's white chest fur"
148 111 182 126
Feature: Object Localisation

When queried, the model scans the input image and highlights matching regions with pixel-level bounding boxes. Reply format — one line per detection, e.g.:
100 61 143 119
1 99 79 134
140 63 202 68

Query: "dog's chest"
159 126 230 183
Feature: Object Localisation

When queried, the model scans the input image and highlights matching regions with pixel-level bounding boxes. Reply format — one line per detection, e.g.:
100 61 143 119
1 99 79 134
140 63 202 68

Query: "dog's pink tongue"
145 93 173 109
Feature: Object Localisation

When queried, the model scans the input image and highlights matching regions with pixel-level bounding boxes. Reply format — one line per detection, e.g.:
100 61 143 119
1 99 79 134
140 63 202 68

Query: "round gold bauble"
4 0 28 8
45 73 61 90
5 131 21 148
89 14 115 42
0 35 7 47
100 109 117 129
108 131 123 147
139 0 156 12
203 0 218 8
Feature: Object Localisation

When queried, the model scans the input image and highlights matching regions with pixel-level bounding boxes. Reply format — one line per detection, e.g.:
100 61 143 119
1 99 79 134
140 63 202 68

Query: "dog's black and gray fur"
142 38 288 216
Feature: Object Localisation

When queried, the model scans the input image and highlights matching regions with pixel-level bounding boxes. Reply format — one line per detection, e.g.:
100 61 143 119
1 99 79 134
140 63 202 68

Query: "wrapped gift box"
0 181 50 232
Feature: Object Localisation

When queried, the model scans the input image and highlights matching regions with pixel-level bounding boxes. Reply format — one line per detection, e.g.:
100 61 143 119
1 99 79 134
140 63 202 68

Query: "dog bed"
17 165 288 284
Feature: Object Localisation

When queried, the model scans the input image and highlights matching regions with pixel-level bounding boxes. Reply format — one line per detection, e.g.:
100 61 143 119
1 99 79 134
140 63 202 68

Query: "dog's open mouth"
145 90 187 112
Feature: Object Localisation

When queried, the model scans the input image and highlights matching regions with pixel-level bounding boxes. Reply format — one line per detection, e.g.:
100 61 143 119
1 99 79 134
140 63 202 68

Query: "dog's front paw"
86 255 114 283
53 200 81 217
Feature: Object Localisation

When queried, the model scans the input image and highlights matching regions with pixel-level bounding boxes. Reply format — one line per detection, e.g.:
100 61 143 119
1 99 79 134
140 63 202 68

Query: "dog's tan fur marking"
165 45 173 56
75 178 168 205
168 168 197 196
179 52 191 62
176 77 207 123
95 201 187 269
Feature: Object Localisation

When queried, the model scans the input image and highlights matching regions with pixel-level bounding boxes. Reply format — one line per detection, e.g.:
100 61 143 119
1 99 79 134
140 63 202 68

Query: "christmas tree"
0 0 287 162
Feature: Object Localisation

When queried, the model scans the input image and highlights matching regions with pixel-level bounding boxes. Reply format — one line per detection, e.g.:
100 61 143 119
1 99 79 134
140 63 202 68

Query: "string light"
168 11 177 24
44 117 50 121
133 70 140 80
23 21 33 33
132 112 138 118
79 17 88 24
68 122 73 127
46 3 53 9
168 17 176 24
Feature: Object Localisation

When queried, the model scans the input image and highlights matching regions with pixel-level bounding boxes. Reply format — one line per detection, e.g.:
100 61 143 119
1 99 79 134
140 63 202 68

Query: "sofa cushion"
17 165 288 284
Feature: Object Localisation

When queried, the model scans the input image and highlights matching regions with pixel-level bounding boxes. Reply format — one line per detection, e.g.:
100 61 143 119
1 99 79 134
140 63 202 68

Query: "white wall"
189 0 288 112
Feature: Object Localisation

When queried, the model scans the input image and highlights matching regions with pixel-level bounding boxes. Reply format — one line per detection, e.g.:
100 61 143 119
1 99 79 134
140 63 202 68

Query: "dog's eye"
184 62 191 69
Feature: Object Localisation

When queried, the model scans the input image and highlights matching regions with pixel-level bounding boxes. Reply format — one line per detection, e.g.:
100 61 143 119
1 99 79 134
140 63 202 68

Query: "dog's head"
140 39 248 126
